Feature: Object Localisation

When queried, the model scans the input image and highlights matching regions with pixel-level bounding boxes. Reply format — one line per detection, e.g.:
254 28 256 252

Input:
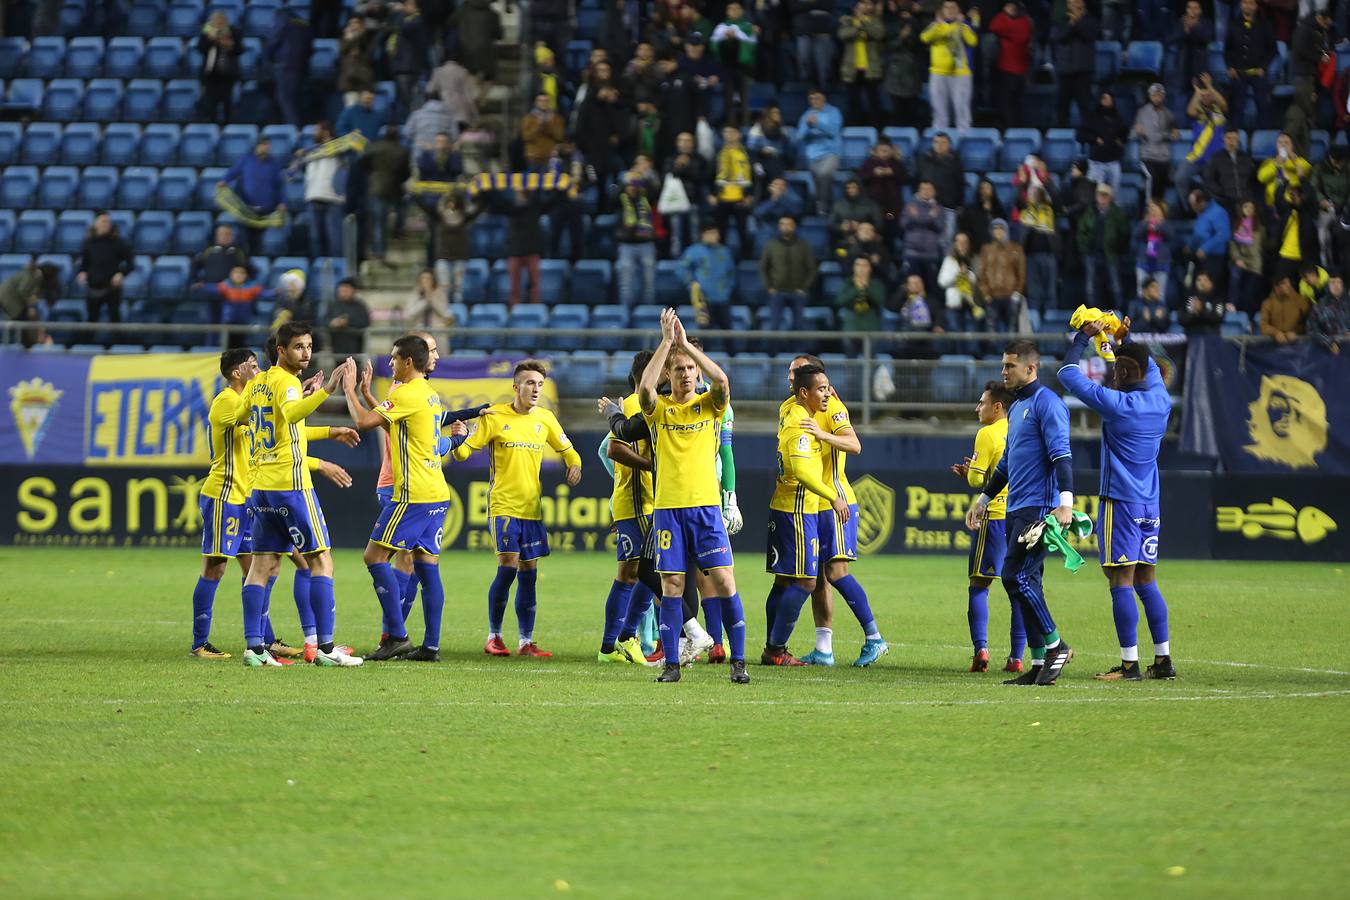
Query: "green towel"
1040 511 1094 573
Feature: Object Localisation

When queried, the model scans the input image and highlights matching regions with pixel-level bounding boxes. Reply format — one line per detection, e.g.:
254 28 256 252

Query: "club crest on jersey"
8 377 62 460
1022 408 1029 419
852 474 896 555
535 423 542 434
693 404 701 415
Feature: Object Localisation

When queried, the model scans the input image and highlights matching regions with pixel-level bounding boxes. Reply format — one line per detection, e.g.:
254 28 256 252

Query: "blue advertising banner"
1181 337 1350 474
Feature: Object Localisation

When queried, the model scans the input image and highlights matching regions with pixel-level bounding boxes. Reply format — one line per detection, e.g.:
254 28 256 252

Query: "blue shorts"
492 516 550 561
766 508 819 578
653 506 734 574
376 485 394 508
1099 499 1160 567
372 500 448 554
817 503 859 562
200 496 247 557
246 489 331 555
615 515 652 562
968 518 1007 578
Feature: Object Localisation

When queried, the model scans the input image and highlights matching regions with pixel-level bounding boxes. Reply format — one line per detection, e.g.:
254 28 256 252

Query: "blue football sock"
395 568 415 623
309 575 336 646
1008 593 1027 660
292 569 315 640
1110 585 1139 651
261 575 278 644
659 596 684 665
833 575 880 638
618 580 653 642
769 584 811 648
967 584 989 650
719 593 746 661
241 583 266 646
603 580 634 649
764 583 785 642
515 568 538 641
701 596 724 645
414 561 444 650
1136 581 1170 646
487 565 516 634
191 576 219 649
367 562 407 640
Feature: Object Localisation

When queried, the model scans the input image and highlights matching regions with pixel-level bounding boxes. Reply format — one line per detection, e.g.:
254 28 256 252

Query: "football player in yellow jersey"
763 363 851 667
241 323 362 667
952 380 1025 674
341 335 453 662
453 360 582 658
639 309 749 685
781 355 889 668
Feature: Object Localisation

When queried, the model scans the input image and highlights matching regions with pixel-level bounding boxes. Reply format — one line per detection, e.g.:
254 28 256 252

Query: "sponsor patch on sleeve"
831 411 848 425
796 434 811 452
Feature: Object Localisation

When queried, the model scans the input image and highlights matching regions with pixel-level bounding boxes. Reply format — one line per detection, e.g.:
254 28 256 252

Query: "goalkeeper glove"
722 490 743 535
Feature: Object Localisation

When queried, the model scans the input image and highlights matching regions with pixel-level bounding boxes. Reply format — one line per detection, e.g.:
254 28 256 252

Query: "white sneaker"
244 648 282 667
679 632 714 666
314 645 365 667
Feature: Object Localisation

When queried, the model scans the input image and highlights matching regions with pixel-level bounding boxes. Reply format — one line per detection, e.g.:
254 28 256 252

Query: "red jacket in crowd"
989 10 1034 76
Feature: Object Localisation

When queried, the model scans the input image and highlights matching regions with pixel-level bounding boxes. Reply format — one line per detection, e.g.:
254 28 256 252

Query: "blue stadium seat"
155 167 195 212
27 36 66 78
575 7 603 41
465 303 509 351
69 344 105 355
882 127 919 160
933 357 972 403
785 170 815 205
736 261 765 307
134 210 174 254
59 121 99 165
999 127 1041 170
654 260 684 306
0 210 13 251
243 1 279 39
143 36 182 78
1093 40 1121 82
588 305 629 352
570 259 611 303
261 124 298 160
310 38 338 81
631 304 662 334
470 215 506 259
460 258 489 302
106 210 136 241
958 128 1001 171
728 352 771 397
537 259 570 305
565 39 592 75
842 126 878 170
50 298 87 321
83 78 123 121
106 344 145 354
164 80 200 121
0 121 20 164
799 306 834 332
219 124 259 166
0 37 27 78
561 350 607 395
6 78 44 112
150 256 190 300
587 214 617 259
99 121 140 165
549 304 589 332
1249 129 1278 160
44 78 84 121
507 303 549 332
118 167 159 209
1122 40 1163 78
0 166 39 208
192 168 222 211
816 260 843 302
55 210 94 253
167 3 204 37
798 216 831 259
1042 129 1081 173
985 171 1015 209
64 36 104 78
1311 130 1330 163
126 2 160 37
20 121 61 165
123 78 164 122
38 166 80 209
140 122 181 166
77 166 118 208
177 123 218 167
104 36 145 78
0 254 34 285
14 211 56 254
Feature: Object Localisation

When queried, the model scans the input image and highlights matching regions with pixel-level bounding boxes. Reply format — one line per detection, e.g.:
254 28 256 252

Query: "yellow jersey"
770 401 837 514
644 390 725 509
453 402 581 520
202 386 251 505
375 377 450 504
242 367 330 492
611 393 654 521
778 393 858 505
968 418 1008 521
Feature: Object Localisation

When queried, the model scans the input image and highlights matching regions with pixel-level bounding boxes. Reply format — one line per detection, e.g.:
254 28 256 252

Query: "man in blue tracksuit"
1056 318 1176 682
966 339 1075 686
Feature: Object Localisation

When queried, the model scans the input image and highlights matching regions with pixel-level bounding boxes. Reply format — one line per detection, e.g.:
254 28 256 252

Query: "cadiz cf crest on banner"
1243 376 1328 470
851 475 895 556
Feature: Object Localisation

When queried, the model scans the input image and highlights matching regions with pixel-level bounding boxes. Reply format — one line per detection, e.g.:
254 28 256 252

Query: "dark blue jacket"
336 103 386 139
224 153 286 211
266 8 312 72
389 11 430 76
992 379 1072 512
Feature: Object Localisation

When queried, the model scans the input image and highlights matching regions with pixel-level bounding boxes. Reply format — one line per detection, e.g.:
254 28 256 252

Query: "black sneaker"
1144 655 1177 680
1094 661 1143 681
656 663 682 683
1003 665 1041 685
1037 641 1073 685
366 636 414 661
402 645 440 662
729 660 750 684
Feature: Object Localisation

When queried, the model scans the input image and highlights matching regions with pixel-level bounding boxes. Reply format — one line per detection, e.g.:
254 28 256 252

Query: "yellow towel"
1068 304 1122 362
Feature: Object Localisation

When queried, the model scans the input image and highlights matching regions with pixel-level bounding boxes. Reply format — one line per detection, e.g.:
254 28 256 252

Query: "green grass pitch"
2 548 1348 897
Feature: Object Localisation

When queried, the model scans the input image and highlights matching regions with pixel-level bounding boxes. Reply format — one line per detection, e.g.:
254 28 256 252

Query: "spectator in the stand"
192 224 251 322
451 0 503 82
1020 186 1058 311
1079 91 1127 195
1127 277 1172 333
388 0 431 118
416 131 461 185
920 0 976 132
1179 270 1226 336
861 141 908 246
1059 158 1097 271
1051 0 1098 128
1011 153 1054 221
892 273 944 351
712 1 758 125
1133 200 1173 299
504 189 545 307
1257 131 1312 207
679 33 723 120
405 90 457 151
796 89 844 215
1289 8 1332 98
77 211 134 324
1204 128 1257 216
902 180 945 293
883 1 926 127
753 176 805 230
1134 83 1179 200
624 42 663 107
432 189 478 300
198 11 243 125
760 215 818 332
362 126 412 263
222 136 287 255
616 175 657 308
1076 182 1128 307
1224 0 1277 131
338 17 376 106
792 0 836 88
680 223 736 333
1173 75 1228 207
599 0 638 66
205 265 270 342
327 277 371 354
835 255 885 347
426 56 480 129
839 0 887 129
746 105 793 185
404 268 455 328
265 4 312 127
988 1 1033 128
528 0 572 57
663 132 709 255
1165 1 1212 91
0 262 60 346
845 220 893 286
915 131 965 243
1229 198 1265 315
291 120 347 260
1185 188 1232 285
1310 272 1350 353
1282 82 1315 159
1260 275 1310 343
655 54 698 162
337 89 386 139
1273 183 1320 283
631 102 662 168
977 219 1026 332
525 45 568 117
939 231 984 335
830 177 882 246
958 178 1007 253
574 61 629 211
711 125 755 257
269 268 321 336
521 93 566 171
1312 147 1350 267
1297 263 1328 304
